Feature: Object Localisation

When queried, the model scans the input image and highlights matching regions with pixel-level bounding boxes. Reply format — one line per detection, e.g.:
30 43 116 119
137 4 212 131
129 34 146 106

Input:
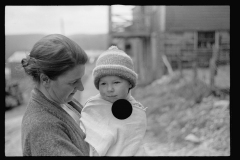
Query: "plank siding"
110 6 230 83
165 6 230 31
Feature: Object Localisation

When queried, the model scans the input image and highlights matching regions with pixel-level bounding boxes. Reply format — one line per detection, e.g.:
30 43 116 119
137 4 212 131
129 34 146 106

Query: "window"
197 31 215 49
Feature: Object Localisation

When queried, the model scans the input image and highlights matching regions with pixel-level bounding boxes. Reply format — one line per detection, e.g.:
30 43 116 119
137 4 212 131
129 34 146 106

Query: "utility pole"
60 17 65 35
108 6 112 47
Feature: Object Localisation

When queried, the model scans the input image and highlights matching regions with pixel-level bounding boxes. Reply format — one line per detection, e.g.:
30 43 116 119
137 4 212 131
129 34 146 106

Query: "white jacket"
79 93 147 156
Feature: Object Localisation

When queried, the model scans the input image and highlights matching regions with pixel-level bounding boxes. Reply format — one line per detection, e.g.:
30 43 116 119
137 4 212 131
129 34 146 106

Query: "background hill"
5 34 45 61
5 34 108 61
69 34 108 51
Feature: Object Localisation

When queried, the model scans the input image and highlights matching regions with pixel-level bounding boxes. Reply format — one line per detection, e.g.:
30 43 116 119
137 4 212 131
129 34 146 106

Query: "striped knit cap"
93 46 138 90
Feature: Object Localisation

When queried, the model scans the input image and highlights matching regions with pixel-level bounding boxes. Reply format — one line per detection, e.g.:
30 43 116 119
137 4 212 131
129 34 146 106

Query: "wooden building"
109 6 230 85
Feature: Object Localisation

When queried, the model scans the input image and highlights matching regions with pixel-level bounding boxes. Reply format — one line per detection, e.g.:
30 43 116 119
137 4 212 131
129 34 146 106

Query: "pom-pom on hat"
93 46 138 90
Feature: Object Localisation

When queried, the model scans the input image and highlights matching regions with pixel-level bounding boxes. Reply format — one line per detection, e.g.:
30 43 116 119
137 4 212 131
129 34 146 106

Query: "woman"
21 34 89 156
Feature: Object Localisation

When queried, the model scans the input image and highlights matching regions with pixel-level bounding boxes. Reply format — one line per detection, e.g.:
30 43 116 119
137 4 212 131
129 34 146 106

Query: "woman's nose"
76 81 84 91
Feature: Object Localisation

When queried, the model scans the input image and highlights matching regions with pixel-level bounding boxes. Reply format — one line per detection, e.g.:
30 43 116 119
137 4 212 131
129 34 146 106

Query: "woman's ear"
40 73 50 87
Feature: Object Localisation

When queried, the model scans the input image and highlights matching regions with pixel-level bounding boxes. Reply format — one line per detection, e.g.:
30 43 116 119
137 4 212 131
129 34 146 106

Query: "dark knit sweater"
21 88 89 156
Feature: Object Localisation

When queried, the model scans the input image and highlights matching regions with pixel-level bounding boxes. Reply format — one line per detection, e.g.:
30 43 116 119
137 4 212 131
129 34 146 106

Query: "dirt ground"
5 64 230 156
133 65 230 156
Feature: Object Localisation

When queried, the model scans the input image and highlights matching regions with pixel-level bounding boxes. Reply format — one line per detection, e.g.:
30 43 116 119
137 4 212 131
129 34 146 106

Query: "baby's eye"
100 82 106 85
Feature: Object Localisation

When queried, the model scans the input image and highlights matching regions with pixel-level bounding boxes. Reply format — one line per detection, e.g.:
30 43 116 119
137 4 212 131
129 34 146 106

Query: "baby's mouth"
108 95 117 98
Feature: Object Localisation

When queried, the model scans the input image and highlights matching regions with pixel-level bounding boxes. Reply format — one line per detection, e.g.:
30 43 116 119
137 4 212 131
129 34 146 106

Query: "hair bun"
21 58 29 67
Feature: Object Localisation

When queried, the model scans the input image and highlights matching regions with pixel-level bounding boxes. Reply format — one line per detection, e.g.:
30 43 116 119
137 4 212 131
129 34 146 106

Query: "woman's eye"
100 83 106 85
114 81 120 84
70 82 75 85
70 80 78 85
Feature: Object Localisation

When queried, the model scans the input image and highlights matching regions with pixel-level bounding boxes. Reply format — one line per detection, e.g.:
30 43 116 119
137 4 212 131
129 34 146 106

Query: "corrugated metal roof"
165 6 230 31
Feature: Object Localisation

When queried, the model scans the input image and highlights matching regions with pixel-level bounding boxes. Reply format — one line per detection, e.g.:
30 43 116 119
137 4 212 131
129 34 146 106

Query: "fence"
165 46 230 89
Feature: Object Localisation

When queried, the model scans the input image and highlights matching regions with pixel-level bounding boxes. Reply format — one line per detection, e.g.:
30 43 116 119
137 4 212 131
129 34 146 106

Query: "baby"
79 46 148 156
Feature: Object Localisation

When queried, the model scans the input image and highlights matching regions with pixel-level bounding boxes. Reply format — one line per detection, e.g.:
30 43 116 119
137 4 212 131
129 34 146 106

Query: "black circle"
111 99 133 120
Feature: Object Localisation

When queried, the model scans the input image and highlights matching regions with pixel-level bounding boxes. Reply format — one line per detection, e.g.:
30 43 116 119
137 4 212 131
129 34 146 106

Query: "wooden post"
210 32 220 89
132 38 144 84
193 31 198 81
138 38 145 84
210 47 219 89
178 49 183 78
162 54 173 76
144 37 153 83
193 62 198 80
158 33 166 79
151 32 158 79
132 39 139 74
155 6 166 79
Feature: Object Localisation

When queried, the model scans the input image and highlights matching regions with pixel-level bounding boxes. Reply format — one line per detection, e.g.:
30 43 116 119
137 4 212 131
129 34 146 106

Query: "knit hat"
93 46 138 90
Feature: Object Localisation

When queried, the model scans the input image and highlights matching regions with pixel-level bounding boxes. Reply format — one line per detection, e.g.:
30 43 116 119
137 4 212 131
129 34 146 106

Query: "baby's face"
99 75 132 103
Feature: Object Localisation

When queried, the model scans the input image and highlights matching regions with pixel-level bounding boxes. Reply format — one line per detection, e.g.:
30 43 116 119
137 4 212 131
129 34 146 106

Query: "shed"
109 5 230 85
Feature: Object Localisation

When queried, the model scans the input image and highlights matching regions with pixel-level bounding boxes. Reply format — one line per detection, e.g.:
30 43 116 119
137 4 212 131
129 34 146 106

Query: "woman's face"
47 64 85 104
99 75 132 103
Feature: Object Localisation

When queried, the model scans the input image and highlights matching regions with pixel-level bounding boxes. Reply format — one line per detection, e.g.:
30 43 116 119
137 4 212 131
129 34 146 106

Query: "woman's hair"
21 34 88 84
